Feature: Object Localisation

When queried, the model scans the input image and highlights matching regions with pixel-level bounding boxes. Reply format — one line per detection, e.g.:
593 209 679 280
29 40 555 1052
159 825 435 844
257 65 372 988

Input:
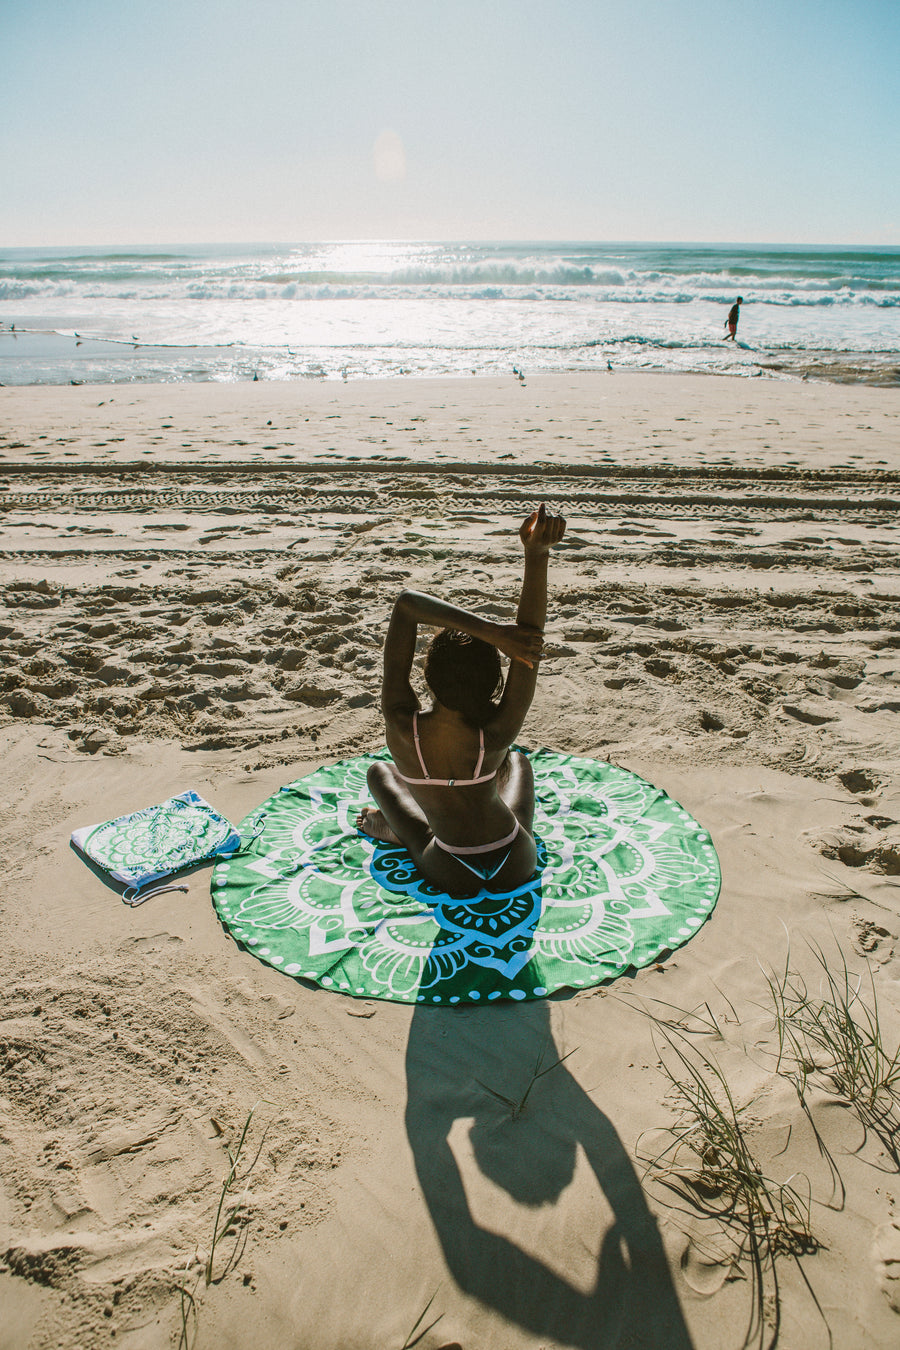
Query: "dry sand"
1 372 899 1349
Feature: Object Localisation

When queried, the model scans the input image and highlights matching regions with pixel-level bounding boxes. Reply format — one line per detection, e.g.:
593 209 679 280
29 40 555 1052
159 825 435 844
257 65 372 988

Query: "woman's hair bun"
424 630 502 725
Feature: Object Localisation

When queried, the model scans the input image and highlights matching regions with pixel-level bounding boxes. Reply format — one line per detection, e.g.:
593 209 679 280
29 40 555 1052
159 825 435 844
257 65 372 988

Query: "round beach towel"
211 749 720 1005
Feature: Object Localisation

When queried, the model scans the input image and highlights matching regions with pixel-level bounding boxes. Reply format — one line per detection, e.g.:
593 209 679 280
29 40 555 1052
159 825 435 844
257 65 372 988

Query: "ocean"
1 241 898 386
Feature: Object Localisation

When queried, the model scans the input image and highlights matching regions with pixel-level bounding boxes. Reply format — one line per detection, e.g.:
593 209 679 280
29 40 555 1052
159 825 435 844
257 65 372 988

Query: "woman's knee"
509 750 534 784
367 760 395 797
507 751 535 798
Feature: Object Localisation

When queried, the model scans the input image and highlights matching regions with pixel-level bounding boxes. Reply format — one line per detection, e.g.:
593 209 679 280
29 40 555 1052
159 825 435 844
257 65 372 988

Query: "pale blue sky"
2 0 898 245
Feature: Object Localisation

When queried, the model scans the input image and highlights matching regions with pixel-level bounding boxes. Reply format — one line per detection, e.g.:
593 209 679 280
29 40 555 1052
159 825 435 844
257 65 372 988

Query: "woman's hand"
520 502 566 554
491 622 545 668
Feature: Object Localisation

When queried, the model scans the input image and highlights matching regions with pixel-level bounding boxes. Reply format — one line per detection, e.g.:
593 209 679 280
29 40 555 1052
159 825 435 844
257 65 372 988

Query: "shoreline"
3 325 899 389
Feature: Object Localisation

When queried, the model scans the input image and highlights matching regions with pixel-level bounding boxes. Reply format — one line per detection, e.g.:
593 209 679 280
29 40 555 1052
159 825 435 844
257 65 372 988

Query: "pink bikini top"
394 711 499 788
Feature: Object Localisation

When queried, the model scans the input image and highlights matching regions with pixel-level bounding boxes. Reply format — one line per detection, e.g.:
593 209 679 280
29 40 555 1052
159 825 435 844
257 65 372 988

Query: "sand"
1 371 899 1349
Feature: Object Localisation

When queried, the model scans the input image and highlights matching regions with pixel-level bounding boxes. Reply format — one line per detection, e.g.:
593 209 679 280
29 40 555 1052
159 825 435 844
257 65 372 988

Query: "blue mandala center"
370 836 548 953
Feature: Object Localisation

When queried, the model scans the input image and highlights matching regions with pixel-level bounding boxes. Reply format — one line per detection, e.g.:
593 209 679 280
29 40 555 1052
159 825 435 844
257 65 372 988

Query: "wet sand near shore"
1 373 899 1349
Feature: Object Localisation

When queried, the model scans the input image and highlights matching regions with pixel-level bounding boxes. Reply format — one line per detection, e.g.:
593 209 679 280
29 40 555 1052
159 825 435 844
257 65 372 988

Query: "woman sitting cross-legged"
356 504 566 896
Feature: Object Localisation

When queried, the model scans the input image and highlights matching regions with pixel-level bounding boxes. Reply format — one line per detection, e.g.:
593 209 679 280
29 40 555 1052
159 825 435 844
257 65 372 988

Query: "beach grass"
762 939 900 1170
475 1036 577 1120
203 1102 271 1286
635 932 900 1347
639 1019 823 1350
620 992 727 1039
175 1103 272 1349
399 1287 443 1349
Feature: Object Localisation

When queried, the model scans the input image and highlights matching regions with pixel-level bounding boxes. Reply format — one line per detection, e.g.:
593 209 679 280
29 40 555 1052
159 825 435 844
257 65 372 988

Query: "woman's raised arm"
488 504 566 746
516 503 566 632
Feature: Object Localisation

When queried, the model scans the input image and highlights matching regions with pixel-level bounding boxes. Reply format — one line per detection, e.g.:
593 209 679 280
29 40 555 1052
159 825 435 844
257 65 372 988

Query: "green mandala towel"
211 749 720 1004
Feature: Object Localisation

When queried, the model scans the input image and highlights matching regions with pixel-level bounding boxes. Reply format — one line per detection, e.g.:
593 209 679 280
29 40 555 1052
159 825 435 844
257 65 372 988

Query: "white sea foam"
1 241 897 385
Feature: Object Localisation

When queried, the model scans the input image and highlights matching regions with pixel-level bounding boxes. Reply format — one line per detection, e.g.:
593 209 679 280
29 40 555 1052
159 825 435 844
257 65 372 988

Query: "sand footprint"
873 1221 900 1312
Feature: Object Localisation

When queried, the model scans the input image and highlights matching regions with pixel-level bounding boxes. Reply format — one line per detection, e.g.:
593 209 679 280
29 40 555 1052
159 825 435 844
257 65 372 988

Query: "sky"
2 0 898 246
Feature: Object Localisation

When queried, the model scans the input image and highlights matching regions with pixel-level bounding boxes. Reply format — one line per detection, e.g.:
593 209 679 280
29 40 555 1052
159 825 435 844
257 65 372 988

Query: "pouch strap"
122 882 190 907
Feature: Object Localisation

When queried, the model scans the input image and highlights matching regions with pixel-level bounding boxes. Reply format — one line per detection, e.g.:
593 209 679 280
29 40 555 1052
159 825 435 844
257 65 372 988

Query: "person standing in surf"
724 296 743 341
356 504 566 897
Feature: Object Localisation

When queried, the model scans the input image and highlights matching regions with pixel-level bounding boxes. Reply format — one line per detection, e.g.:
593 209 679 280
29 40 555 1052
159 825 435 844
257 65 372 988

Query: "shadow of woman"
405 997 694 1350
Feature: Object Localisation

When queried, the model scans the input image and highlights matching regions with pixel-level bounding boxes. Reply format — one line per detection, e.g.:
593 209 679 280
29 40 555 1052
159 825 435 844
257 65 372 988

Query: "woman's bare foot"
355 806 402 845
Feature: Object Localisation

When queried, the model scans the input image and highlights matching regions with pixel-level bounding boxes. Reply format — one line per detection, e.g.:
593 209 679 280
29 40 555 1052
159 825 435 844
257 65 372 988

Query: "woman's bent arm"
380 589 541 716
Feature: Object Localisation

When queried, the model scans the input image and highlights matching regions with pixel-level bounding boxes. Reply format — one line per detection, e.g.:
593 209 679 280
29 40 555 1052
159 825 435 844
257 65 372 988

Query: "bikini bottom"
432 820 521 882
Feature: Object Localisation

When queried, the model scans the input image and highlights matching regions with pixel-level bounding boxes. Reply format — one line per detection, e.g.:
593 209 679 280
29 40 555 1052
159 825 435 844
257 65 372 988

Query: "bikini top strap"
472 725 486 779
411 713 486 784
412 710 430 779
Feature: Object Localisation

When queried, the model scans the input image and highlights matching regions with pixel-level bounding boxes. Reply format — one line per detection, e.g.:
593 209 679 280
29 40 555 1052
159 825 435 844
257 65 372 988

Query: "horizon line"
1 237 899 252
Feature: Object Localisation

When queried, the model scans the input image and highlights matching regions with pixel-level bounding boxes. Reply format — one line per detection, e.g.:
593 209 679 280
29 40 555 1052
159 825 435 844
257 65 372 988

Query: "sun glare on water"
290 239 427 277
